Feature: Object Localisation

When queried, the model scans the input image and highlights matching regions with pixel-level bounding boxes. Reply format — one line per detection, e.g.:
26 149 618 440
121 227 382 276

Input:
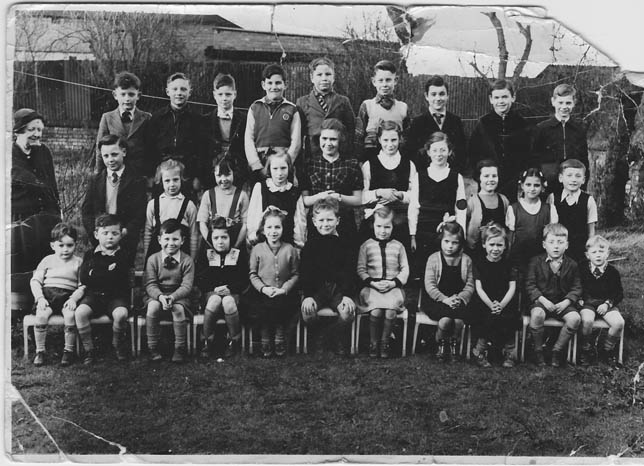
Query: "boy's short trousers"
308 282 343 312
531 300 578 318
580 298 620 315
33 287 74 314
79 291 128 318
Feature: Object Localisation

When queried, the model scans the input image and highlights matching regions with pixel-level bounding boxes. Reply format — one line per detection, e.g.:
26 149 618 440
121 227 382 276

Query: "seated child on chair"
525 223 581 368
356 205 409 359
578 235 625 366
247 207 300 358
144 219 195 363
300 197 356 356
75 214 131 364
30 222 85 367
421 221 474 363
470 223 519 368
197 216 247 359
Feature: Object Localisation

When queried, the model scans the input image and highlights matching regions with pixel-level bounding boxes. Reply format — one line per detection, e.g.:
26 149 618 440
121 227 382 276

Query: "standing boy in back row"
245 63 302 185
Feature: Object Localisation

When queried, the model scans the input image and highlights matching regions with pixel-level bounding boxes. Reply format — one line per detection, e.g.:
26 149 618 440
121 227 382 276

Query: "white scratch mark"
9 384 68 461
50 415 129 458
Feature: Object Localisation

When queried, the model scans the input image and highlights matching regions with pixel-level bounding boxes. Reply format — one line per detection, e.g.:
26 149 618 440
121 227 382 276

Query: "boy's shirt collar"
217 107 234 120
561 189 581 205
160 192 185 201
555 114 570 124
107 166 125 179
263 96 284 106
94 245 121 256
161 250 181 262
119 107 136 117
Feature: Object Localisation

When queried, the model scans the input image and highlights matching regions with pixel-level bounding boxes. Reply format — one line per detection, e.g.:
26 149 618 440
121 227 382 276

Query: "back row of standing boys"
32 58 623 369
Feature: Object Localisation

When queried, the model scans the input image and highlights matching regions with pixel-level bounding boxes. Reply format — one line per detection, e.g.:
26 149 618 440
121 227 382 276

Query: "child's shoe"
502 351 515 368
171 346 187 363
148 350 162 362
534 351 546 367
274 341 287 357
82 349 96 365
475 349 491 368
449 338 459 363
225 338 241 358
60 350 74 367
261 342 272 358
200 343 211 359
436 339 447 362
369 342 379 358
33 351 45 367
551 349 563 368
380 341 391 359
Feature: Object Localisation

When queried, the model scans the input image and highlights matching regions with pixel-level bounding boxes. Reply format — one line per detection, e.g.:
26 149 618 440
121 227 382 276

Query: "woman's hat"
13 108 45 132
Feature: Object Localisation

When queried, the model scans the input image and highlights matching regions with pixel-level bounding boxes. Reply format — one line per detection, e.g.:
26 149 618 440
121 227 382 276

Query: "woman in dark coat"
11 109 61 295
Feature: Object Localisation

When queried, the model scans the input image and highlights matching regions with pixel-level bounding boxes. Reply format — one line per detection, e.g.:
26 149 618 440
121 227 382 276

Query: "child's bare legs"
203 295 223 351
171 304 187 362
369 309 383 356
261 323 273 357
34 305 53 354
112 306 129 360
552 311 580 358
75 304 94 359
602 309 625 354
335 299 355 355
380 309 397 358
222 296 241 355
436 317 463 362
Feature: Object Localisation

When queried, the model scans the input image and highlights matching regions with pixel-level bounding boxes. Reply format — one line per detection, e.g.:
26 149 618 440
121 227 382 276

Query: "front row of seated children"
30 199 624 368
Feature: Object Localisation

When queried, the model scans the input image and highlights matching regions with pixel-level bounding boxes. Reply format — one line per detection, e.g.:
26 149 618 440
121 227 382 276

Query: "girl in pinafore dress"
357 205 409 358
360 120 418 252
466 159 509 260
421 221 474 362
410 131 466 278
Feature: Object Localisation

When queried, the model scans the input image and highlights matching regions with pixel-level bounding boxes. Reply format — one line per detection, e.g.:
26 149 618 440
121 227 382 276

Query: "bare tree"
469 11 532 81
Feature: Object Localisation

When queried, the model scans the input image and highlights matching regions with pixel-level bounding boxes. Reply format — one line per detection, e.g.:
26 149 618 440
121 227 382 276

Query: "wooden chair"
351 307 409 356
520 315 575 363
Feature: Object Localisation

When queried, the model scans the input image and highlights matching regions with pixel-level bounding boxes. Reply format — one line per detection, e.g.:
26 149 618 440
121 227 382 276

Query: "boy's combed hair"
474 159 500 182
438 221 465 249
321 118 347 141
423 131 453 153
95 213 121 230
159 218 183 236
553 83 576 99
377 120 402 138
50 222 78 242
213 73 236 90
262 64 286 81
559 158 586 174
372 204 394 220
311 196 340 218
543 223 568 240
263 149 294 181
586 234 610 251
308 57 335 73
480 222 507 246
167 72 189 85
98 134 127 152
489 79 514 97
424 75 449 94
373 60 397 76
155 158 185 184
113 71 141 90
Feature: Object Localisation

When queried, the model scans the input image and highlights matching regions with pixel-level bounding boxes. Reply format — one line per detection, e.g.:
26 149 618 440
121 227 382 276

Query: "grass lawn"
8 225 644 460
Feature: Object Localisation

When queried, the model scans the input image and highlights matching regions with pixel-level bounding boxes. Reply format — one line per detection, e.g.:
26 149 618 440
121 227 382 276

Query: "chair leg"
23 322 30 361
619 327 624 364
303 322 308 355
241 325 246 354
466 326 472 360
130 320 136 357
352 314 362 356
521 320 528 362
412 322 420 355
401 316 408 357
514 330 520 361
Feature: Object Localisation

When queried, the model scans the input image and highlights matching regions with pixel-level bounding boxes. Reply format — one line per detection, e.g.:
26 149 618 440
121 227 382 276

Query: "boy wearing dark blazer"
94 72 151 176
83 135 147 265
202 73 248 189
407 75 467 173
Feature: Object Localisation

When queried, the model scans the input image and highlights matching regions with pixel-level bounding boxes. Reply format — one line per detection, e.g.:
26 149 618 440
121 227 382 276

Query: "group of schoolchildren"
29 57 625 371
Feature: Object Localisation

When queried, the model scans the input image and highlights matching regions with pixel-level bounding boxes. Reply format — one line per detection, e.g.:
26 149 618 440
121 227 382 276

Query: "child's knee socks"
34 325 47 353
381 317 394 344
112 322 127 348
530 325 544 352
369 315 380 343
275 325 285 345
224 308 241 340
77 325 94 352
553 325 576 352
64 325 77 353
173 320 187 349
146 316 160 350
604 333 620 352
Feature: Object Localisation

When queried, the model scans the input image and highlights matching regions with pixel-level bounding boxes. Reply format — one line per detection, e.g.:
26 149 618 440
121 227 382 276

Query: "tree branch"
469 54 490 80
512 22 532 79
482 11 508 79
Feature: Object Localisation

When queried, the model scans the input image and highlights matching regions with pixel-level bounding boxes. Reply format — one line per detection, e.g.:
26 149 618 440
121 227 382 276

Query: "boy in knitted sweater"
578 235 625 366
144 219 195 363
30 223 85 367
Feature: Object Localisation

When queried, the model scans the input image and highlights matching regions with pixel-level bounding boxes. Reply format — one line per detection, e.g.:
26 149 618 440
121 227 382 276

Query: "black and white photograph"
6 1 644 462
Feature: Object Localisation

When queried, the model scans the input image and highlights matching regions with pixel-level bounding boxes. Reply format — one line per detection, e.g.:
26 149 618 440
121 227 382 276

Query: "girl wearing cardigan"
421 222 474 363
